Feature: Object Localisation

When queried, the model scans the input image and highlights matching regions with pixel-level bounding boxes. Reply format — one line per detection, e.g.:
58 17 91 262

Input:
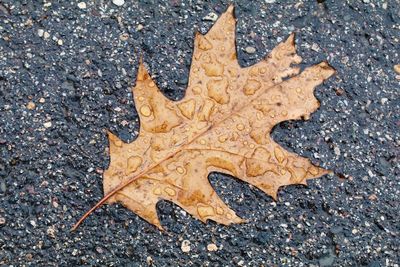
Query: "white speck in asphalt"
113 0 125 6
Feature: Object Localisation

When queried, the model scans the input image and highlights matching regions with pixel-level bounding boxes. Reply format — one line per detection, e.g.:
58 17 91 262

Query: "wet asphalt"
0 0 399 266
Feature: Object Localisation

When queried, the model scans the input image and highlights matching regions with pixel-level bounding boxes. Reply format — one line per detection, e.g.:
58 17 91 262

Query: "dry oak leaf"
73 5 335 230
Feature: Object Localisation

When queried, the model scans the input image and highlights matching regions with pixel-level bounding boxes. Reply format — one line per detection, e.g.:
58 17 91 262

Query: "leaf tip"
154 222 164 231
324 168 334 176
226 4 235 14
237 217 248 224
270 190 279 201
286 32 296 45
316 61 336 81
138 53 144 64
218 4 236 26
136 57 150 82
223 214 246 225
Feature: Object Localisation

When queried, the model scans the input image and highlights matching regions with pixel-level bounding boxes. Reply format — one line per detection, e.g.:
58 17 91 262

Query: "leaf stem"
71 174 137 231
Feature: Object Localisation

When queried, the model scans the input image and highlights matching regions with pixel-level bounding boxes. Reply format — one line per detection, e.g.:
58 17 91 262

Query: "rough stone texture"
0 0 398 266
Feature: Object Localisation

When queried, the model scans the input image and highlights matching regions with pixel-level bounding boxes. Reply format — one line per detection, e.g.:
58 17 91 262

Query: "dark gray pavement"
0 0 399 266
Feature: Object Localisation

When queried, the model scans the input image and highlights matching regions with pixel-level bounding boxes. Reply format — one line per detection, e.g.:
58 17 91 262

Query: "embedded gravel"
0 0 399 266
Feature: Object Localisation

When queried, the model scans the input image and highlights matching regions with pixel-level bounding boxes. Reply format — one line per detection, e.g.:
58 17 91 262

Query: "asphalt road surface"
0 0 399 266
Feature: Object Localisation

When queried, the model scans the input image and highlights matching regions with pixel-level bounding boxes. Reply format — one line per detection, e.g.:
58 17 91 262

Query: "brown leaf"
73 5 335 230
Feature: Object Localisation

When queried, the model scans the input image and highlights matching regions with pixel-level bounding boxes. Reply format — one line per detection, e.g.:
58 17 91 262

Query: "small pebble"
0 181 5 192
394 64 400 74
181 240 191 253
380 98 388 105
334 146 341 156
146 256 153 265
368 194 377 201
207 243 218 252
112 0 125 6
203 12 218 22
0 217 5 225
335 88 345 96
26 101 36 110
43 32 50 39
120 33 129 41
77 2 86 9
52 199 59 208
311 43 320 52
57 39 63 46
37 29 44 37
136 24 144 31
39 97 46 103
245 46 256 54
44 121 52 128
47 226 56 238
